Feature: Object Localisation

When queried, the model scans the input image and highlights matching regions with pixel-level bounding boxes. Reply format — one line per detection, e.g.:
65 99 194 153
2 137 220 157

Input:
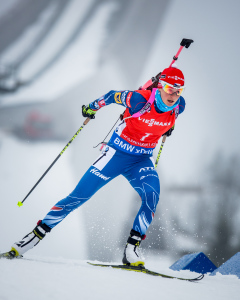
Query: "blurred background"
0 0 240 267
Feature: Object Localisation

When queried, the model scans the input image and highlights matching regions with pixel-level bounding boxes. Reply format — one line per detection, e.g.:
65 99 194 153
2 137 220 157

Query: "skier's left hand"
164 125 175 137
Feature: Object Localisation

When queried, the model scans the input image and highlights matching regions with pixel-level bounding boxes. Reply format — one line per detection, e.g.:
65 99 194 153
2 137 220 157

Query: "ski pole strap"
131 88 157 118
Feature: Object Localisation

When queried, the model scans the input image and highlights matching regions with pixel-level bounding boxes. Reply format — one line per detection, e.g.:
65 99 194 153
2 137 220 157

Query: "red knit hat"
158 67 185 88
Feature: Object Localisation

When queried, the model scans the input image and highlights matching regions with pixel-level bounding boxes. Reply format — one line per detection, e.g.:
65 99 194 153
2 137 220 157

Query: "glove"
82 105 97 119
164 125 175 137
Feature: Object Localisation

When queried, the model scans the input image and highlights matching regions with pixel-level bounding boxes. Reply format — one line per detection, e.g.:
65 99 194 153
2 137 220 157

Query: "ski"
87 262 204 282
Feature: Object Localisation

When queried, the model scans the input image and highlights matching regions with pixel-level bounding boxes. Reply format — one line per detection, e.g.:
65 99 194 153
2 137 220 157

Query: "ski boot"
122 229 145 267
0 248 22 259
0 220 51 259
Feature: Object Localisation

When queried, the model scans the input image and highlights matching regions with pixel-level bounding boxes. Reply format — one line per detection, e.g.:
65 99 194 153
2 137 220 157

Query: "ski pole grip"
162 135 167 143
180 38 194 48
84 118 91 125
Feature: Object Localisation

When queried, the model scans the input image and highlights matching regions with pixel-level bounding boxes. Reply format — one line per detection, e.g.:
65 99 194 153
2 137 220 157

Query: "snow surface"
0 255 240 300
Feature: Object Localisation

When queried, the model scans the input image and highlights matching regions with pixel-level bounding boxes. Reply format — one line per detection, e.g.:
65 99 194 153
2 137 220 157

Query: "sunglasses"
160 81 185 96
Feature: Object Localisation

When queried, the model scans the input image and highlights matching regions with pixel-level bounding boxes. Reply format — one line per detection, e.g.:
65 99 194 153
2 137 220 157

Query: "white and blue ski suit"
41 89 185 236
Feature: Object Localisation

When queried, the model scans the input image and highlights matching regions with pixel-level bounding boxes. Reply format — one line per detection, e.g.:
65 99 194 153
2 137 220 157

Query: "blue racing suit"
42 90 185 236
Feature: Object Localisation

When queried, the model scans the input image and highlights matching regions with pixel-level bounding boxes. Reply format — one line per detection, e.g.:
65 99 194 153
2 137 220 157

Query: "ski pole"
154 135 167 168
17 117 91 207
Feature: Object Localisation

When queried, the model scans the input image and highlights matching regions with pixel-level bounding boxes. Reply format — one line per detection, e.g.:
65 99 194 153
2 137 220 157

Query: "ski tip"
189 274 204 282
17 202 23 207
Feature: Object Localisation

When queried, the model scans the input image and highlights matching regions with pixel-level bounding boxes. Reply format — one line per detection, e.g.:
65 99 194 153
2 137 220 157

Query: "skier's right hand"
82 105 97 119
164 125 175 137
